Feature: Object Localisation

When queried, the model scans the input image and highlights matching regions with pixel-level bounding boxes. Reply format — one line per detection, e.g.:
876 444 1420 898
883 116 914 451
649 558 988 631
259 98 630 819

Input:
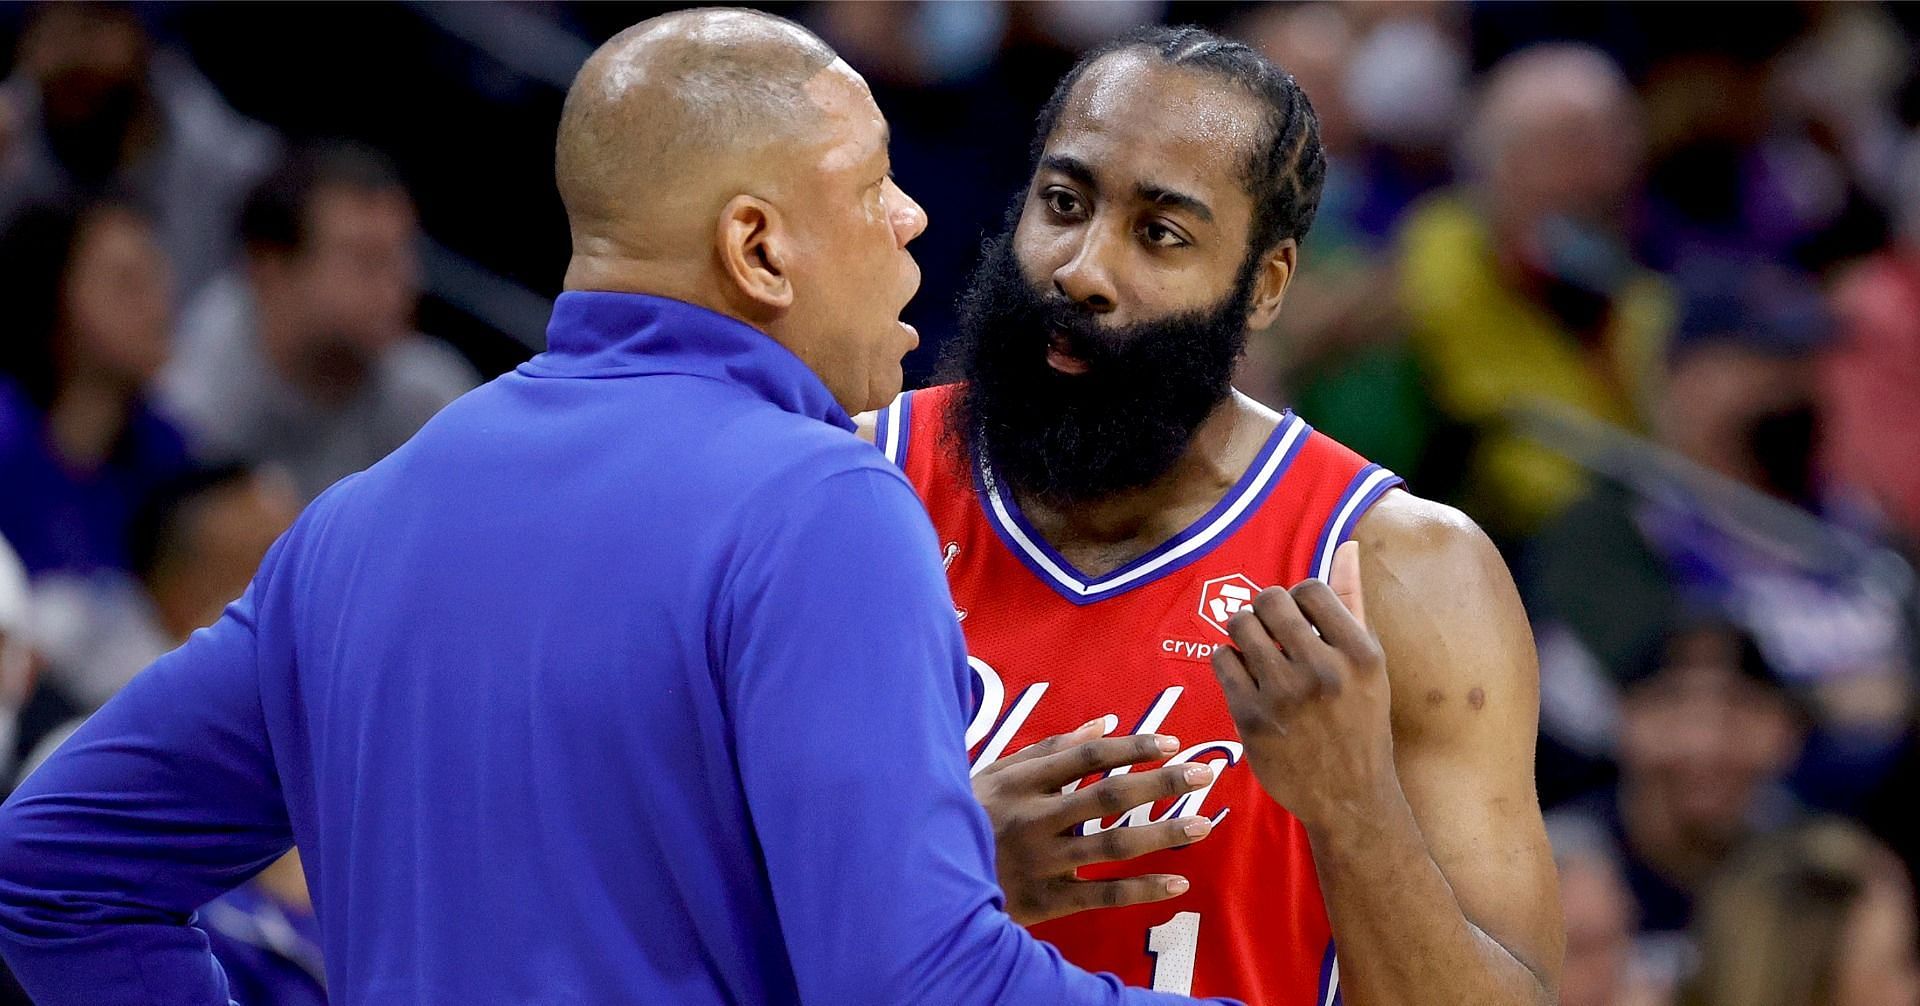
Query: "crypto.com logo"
1196 574 1261 637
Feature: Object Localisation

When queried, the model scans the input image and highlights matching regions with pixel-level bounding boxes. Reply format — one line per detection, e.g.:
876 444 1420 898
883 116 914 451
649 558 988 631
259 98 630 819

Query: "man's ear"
1246 239 1296 331
716 195 793 316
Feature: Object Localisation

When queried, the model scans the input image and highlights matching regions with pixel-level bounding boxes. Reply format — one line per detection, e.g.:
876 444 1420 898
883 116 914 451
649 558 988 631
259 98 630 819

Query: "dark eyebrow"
1039 154 1097 190
1137 183 1213 224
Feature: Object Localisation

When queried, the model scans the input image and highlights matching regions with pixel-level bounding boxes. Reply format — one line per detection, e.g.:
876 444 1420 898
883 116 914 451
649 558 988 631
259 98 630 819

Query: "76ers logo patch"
1195 574 1262 637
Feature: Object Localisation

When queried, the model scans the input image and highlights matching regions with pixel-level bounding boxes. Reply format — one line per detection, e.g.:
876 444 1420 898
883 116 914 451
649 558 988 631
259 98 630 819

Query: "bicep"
1361 501 1563 986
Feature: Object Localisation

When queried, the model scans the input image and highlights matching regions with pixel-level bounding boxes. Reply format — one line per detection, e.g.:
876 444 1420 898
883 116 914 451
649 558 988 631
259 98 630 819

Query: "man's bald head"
555 8 839 252
1464 44 1643 234
1467 44 1637 174
551 8 927 417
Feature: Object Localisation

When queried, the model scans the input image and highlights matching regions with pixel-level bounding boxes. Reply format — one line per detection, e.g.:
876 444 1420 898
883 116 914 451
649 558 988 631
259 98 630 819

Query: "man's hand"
973 717 1218 926
1208 540 1398 834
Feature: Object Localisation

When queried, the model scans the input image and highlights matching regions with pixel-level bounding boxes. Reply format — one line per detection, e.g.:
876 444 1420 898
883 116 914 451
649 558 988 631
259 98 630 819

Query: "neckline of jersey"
971 412 1311 606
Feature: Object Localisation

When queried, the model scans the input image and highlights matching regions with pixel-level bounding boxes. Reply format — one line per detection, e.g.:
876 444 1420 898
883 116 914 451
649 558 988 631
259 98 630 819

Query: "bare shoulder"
852 411 879 445
1351 489 1499 574
1350 489 1521 627
1349 490 1538 743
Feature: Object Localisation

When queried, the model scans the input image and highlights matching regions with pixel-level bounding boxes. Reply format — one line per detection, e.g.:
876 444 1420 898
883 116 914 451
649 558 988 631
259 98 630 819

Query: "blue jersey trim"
1308 464 1403 583
973 413 1311 606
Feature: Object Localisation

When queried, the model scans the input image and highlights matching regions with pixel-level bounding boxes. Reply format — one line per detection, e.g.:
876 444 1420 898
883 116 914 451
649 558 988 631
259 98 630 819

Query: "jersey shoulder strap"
876 383 968 497
1273 427 1403 583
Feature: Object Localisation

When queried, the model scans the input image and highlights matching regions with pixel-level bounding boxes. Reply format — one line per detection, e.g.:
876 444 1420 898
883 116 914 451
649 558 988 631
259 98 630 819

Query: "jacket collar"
522 291 852 431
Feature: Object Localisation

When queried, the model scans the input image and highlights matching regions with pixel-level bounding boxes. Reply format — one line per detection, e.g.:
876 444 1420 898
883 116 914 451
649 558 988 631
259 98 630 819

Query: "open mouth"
1045 330 1090 375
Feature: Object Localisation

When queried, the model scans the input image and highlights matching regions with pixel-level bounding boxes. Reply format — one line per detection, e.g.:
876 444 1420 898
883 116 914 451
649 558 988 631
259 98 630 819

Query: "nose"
1052 226 1117 313
887 179 928 248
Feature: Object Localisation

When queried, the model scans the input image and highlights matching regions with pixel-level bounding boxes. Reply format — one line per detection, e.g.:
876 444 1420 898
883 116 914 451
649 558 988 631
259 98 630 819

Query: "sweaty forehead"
1047 52 1265 200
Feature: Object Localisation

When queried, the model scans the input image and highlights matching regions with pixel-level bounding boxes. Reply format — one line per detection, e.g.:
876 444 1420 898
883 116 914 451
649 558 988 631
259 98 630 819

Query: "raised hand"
1207 540 1397 833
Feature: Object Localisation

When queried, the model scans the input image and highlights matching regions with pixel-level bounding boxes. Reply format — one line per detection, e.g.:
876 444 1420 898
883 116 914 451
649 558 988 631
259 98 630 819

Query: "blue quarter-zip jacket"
0 292 1229 1006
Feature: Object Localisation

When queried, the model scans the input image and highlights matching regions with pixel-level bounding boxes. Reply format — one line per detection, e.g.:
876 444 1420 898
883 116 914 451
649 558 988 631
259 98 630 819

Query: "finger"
1058 815 1216 869
1244 591 1336 698
1209 644 1259 713
1250 585 1326 661
1001 733 1180 792
1225 607 1288 691
1291 577 1374 657
992 715 1117 771
1046 874 1192 920
1331 539 1368 630
1046 762 1215 832
1232 601 1321 703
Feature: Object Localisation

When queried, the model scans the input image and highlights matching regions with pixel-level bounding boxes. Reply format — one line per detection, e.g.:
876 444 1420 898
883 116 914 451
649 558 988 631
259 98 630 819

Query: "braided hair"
1029 25 1327 268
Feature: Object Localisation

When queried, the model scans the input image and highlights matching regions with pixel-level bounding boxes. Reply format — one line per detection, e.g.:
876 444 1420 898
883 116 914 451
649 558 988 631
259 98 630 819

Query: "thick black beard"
942 229 1255 505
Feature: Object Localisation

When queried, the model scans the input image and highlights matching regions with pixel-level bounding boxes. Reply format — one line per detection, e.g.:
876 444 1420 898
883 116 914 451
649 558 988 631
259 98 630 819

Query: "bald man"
1401 44 1663 541
0 11 1223 1005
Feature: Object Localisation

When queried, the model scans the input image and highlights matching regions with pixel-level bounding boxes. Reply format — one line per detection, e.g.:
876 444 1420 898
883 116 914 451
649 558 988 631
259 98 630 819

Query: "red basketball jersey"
877 384 1402 1005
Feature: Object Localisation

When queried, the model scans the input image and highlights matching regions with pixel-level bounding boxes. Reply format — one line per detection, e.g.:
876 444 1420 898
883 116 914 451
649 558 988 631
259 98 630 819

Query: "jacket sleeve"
723 465 1236 1006
0 540 297 1006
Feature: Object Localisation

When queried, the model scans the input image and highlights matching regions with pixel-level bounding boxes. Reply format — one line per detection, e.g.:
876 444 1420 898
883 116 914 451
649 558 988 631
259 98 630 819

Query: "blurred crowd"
2 3 1919 1005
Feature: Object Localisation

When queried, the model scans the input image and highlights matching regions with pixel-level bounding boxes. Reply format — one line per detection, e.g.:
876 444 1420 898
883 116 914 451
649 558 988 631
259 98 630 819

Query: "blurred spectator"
0 536 31 787
1561 619 1805 988
1398 43 1672 543
1657 262 1833 504
1858 729 1920 973
1336 2 1468 238
1822 153 1920 547
158 143 478 501
0 197 193 577
200 850 325 1006
1682 818 1920 1006
29 464 299 711
1551 813 1674 1006
0 536 24 1005
1531 260 1914 805
1234 3 1433 478
0 2 276 295
0 532 81 807
1640 6 1898 278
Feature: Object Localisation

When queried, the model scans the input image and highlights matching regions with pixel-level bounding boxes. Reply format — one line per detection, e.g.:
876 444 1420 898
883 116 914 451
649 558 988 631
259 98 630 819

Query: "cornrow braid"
1029 25 1327 266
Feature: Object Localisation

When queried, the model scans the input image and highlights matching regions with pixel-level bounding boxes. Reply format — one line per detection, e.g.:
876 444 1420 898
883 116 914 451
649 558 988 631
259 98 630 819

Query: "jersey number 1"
1147 911 1201 993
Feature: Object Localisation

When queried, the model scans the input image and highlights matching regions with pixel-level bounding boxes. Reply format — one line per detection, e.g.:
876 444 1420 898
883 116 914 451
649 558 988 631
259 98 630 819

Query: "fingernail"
1183 818 1213 839
1077 717 1103 734
1166 877 1190 894
1100 714 1119 736
1155 735 1179 754
1183 764 1211 784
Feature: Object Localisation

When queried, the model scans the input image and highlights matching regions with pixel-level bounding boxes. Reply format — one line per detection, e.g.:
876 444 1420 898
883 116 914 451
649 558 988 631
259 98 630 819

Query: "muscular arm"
1317 492 1561 1005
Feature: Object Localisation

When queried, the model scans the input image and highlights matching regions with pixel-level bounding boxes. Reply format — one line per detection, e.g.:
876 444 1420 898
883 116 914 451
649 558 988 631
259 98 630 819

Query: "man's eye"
1044 191 1083 216
1143 222 1184 247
